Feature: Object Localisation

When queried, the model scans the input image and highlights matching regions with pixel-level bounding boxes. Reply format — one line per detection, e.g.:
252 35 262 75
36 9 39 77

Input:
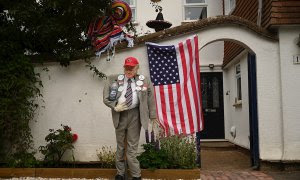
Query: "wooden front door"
200 72 224 139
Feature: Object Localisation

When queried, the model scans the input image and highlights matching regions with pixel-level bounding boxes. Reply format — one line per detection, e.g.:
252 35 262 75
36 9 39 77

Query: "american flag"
146 35 204 135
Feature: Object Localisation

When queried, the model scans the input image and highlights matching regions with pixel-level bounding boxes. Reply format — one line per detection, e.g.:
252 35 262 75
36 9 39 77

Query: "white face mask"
124 66 138 78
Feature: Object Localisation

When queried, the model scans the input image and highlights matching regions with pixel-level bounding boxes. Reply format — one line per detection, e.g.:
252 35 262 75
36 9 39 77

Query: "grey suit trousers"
115 107 141 177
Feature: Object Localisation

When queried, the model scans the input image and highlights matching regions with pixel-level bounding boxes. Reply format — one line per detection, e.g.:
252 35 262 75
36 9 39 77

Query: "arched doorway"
199 28 276 168
199 39 259 168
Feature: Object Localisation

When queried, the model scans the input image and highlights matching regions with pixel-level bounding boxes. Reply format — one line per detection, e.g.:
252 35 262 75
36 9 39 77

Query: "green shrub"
39 124 76 166
137 142 169 170
138 135 197 169
7 151 39 168
96 146 116 168
160 135 197 169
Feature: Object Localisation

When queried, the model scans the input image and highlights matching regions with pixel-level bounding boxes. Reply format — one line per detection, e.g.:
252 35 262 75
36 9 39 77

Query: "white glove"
114 102 129 112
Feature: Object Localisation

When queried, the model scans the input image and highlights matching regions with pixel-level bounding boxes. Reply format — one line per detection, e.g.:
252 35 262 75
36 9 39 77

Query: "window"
123 0 136 22
183 0 207 21
235 64 242 101
224 0 236 15
230 0 236 9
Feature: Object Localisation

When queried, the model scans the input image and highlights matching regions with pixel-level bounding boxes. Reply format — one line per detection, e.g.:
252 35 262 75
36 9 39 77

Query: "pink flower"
72 133 78 142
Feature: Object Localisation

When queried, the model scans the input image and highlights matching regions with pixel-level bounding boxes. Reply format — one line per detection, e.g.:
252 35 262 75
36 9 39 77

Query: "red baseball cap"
124 56 139 67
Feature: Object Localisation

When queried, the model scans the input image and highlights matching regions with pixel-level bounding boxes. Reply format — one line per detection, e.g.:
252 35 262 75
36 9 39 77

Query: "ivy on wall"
0 55 42 162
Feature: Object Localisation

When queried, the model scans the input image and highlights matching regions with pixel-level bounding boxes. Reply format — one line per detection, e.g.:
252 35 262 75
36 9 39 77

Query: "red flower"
72 133 78 142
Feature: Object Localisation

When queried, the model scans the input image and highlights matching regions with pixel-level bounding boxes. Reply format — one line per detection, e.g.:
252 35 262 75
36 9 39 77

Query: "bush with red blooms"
39 124 78 166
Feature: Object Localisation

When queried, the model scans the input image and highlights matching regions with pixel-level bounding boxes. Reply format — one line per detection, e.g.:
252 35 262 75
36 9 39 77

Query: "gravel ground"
0 178 110 180
0 178 165 180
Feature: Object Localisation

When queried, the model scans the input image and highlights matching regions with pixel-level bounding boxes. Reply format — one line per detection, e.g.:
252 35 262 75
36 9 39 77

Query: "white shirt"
117 76 139 109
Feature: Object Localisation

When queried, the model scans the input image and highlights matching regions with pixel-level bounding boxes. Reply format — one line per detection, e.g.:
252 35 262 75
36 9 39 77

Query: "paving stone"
200 171 274 180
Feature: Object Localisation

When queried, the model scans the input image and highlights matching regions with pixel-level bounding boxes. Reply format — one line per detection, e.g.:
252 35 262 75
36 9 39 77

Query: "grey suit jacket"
103 74 157 130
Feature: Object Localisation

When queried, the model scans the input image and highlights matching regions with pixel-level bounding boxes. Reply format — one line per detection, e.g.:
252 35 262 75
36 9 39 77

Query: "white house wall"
134 0 223 35
32 22 287 161
278 26 300 161
32 47 152 161
200 41 224 66
223 51 250 149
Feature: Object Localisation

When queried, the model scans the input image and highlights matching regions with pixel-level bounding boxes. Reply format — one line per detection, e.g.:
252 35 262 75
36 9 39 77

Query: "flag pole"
196 131 201 168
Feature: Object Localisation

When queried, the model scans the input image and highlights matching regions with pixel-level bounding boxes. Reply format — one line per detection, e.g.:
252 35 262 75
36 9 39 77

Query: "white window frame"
183 0 208 22
124 0 137 23
235 63 242 103
225 0 236 15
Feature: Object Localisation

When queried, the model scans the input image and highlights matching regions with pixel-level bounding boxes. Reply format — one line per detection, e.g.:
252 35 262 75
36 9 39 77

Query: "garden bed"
0 168 200 179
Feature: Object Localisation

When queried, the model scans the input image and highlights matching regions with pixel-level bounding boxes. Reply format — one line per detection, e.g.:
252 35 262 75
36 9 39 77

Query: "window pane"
230 0 236 8
123 0 134 5
212 77 220 108
185 7 207 20
131 8 135 21
237 77 242 100
201 77 207 109
122 0 135 22
186 0 206 3
236 64 240 74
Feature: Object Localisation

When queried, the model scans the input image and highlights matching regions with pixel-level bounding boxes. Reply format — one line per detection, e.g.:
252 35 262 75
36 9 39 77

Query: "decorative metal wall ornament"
150 0 161 2
147 0 171 32
146 9 172 32
87 0 134 60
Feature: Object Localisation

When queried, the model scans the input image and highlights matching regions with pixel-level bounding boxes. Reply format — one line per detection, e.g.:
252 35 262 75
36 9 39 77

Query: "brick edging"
0 168 200 179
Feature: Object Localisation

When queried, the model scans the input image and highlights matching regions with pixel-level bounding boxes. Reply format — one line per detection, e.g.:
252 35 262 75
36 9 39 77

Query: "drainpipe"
222 0 225 15
257 0 262 26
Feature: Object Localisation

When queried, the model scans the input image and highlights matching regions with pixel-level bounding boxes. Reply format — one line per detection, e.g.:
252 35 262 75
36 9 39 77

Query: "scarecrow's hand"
114 102 128 112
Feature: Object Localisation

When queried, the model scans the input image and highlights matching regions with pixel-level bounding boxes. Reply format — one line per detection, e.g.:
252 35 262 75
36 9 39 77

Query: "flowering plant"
39 124 78 166
96 146 116 168
138 135 197 169
72 133 78 142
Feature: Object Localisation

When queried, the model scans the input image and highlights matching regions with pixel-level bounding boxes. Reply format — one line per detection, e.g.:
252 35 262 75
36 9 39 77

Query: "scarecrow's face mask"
124 65 138 78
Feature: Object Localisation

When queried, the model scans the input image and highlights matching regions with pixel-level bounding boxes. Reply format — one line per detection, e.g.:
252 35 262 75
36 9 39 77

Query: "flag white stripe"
192 41 202 131
186 44 199 132
163 85 174 134
192 37 202 131
172 85 182 134
192 36 203 131
176 43 191 134
154 86 165 131
183 40 198 133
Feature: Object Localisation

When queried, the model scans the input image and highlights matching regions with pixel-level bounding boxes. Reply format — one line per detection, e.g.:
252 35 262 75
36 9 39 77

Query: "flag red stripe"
179 42 187 82
179 42 195 134
194 35 203 131
168 84 179 134
176 83 187 134
187 39 201 132
159 85 170 136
